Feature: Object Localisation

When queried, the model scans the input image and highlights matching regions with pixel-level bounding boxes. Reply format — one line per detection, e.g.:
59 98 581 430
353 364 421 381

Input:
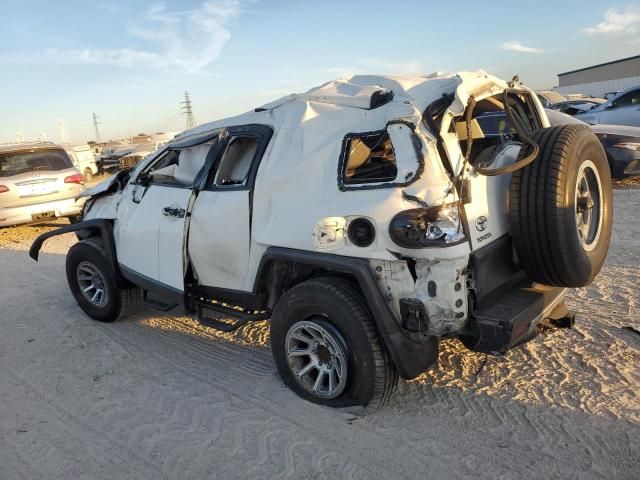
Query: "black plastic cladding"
252 247 439 379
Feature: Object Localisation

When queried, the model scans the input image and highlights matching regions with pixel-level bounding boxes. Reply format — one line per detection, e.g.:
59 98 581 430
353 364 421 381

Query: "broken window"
456 91 542 168
342 131 397 184
140 142 213 187
213 136 258 187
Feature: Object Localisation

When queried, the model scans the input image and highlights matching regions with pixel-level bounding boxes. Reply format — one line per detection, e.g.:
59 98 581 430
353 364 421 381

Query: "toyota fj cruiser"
30 71 613 410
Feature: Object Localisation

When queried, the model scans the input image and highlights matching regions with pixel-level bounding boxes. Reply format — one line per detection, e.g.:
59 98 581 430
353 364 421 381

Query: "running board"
143 290 179 312
195 300 269 333
459 284 568 355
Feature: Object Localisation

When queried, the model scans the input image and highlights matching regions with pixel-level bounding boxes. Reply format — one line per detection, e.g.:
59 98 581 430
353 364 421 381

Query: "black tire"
66 240 141 322
510 124 613 287
270 277 398 410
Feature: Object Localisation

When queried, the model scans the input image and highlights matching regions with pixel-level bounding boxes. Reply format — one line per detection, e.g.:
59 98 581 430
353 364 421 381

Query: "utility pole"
181 91 197 130
92 112 101 143
59 118 70 145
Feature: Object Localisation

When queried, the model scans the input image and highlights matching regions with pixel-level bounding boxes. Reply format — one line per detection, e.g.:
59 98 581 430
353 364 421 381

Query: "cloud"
2 0 240 73
500 41 543 54
583 5 640 35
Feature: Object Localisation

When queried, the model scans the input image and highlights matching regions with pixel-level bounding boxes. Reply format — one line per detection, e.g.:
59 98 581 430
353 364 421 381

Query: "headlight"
389 204 466 248
613 142 640 152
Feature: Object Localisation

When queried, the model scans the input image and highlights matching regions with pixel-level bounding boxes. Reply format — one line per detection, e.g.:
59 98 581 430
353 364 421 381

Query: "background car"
548 98 606 116
590 124 640 178
474 109 640 179
574 86 640 127
65 145 99 182
0 142 86 227
118 141 168 170
97 144 136 174
536 90 568 107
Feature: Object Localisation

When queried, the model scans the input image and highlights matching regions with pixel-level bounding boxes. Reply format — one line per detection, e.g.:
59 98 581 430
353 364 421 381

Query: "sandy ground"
0 191 638 480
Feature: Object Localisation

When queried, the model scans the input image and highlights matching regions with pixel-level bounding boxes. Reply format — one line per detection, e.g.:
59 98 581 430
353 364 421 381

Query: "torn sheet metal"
371 256 469 336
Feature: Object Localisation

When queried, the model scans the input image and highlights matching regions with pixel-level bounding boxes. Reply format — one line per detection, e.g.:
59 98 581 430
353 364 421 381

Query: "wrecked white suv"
31 71 613 410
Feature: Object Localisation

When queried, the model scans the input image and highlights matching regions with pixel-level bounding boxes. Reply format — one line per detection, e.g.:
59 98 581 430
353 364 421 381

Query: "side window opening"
145 150 179 183
612 90 640 108
143 142 212 186
457 92 541 168
343 131 397 184
213 136 258 186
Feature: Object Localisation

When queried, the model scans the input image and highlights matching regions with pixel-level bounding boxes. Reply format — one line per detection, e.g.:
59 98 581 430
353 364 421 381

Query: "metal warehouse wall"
556 76 640 98
559 57 640 86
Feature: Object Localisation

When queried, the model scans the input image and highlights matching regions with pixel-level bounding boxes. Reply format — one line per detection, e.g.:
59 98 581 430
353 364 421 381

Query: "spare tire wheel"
509 124 612 287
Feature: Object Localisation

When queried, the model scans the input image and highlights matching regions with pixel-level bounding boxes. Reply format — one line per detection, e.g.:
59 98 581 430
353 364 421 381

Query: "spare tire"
509 124 612 287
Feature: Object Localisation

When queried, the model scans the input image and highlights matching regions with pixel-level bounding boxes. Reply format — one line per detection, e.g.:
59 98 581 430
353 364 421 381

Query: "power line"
180 91 197 130
92 112 101 142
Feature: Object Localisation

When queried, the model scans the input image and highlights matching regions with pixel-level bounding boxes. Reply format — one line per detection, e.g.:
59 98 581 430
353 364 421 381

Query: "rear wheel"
270 277 398 410
510 124 613 287
66 241 141 322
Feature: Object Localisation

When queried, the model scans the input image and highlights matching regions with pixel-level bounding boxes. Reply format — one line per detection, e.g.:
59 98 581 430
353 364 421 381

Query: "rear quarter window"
341 131 397 184
0 149 73 177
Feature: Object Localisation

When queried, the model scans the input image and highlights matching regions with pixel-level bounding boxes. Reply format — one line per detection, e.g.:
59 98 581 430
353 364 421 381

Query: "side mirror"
137 171 152 186
605 103 616 110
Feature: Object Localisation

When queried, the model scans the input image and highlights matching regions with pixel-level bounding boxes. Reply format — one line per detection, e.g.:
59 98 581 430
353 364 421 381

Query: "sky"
1 0 639 144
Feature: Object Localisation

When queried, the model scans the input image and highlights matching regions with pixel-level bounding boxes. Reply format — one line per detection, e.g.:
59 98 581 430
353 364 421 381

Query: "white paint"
188 190 251 290
114 185 191 290
387 123 420 182
82 70 549 333
66 145 98 176
313 217 346 250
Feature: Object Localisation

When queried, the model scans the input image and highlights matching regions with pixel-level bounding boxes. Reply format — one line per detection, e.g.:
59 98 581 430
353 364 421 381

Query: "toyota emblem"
475 216 488 232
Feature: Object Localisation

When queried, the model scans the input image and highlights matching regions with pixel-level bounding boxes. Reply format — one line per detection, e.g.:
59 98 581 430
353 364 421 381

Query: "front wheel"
66 240 141 322
270 278 398 410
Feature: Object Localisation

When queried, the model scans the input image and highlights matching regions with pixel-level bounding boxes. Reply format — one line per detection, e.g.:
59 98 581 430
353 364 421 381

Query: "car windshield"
475 113 515 137
542 91 567 104
0 149 73 177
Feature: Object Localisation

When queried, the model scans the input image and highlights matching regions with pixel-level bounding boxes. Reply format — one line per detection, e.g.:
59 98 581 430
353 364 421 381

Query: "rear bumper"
0 197 86 227
622 158 640 177
609 150 640 178
458 284 568 354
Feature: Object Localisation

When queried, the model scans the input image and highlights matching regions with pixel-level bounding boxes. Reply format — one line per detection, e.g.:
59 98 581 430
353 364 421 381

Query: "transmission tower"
181 91 197 130
59 118 70 145
92 112 101 142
